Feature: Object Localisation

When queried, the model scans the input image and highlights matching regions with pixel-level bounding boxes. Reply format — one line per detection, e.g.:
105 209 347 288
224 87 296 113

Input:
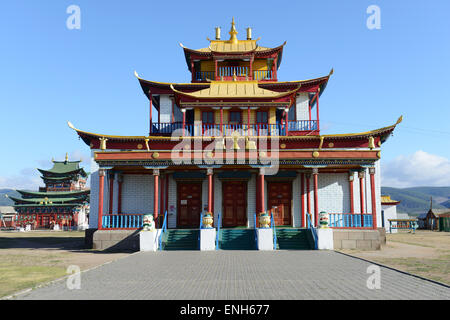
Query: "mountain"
0 189 21 206
381 186 450 215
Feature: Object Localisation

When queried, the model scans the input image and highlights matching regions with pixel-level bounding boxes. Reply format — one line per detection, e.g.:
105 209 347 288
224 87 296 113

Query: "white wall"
381 204 398 233
159 95 172 123
121 174 155 214
296 93 309 121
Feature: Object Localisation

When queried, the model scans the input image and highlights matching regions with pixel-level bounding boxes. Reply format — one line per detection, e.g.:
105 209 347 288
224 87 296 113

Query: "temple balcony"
150 120 318 136
194 68 275 82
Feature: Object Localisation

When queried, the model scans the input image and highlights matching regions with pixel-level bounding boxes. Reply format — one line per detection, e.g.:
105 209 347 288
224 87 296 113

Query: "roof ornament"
229 17 238 44
215 27 221 40
246 27 252 40
65 153 69 162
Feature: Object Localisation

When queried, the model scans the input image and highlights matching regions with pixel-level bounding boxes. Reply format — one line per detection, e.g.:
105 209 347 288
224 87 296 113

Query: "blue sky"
0 0 449 189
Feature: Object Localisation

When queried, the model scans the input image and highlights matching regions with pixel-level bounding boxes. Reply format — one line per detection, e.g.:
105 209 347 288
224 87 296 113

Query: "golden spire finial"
229 17 238 44
65 153 69 162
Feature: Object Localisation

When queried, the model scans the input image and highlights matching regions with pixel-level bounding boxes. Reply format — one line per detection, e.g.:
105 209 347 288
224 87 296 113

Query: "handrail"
200 211 204 229
198 211 204 249
158 210 168 251
254 213 258 249
306 213 318 250
215 212 221 250
270 210 277 250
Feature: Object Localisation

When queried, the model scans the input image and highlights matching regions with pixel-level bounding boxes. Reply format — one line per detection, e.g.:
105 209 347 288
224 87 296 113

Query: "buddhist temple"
10 154 90 230
69 19 401 250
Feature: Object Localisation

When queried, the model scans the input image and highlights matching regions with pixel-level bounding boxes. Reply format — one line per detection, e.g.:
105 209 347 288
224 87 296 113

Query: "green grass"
0 254 69 298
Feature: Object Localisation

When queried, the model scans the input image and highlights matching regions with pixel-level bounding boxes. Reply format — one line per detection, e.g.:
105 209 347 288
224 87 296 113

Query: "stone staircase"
275 228 314 250
219 228 256 250
163 229 199 250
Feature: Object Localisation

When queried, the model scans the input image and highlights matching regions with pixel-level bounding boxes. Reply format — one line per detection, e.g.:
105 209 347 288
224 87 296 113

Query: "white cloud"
0 168 42 190
382 150 450 188
0 150 91 190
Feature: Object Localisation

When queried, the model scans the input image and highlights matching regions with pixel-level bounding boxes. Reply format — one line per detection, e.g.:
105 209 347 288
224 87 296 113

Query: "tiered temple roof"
10 154 89 210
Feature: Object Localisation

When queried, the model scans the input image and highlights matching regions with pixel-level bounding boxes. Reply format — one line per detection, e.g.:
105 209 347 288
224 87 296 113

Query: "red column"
149 92 153 135
214 60 218 80
256 172 260 214
349 172 354 214
306 174 311 215
171 98 175 123
220 107 223 135
312 168 319 227
247 107 251 131
316 88 320 131
153 169 159 222
165 173 169 215
117 174 123 214
301 172 305 227
108 172 114 214
369 167 377 230
260 169 265 213
359 170 365 226
207 168 213 213
160 175 165 217
97 169 105 230
285 107 289 136
182 109 186 136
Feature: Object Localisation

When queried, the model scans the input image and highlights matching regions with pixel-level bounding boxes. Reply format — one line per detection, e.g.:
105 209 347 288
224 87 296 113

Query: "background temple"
9 154 90 230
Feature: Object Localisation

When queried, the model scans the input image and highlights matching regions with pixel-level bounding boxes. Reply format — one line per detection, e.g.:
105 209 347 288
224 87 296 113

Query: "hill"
0 189 21 206
381 186 450 215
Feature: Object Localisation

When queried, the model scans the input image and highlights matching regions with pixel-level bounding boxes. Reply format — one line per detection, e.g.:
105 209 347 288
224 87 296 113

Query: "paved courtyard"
11 250 450 300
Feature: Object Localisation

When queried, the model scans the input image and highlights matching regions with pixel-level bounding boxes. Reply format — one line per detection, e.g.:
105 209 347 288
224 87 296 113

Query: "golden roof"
180 18 282 54
170 81 299 99
381 195 400 204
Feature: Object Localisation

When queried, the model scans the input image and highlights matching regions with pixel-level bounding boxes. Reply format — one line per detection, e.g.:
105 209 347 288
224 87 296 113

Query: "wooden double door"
222 181 247 227
177 182 202 228
268 182 292 226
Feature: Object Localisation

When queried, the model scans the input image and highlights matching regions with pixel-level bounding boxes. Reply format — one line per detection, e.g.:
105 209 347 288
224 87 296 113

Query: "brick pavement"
12 250 450 300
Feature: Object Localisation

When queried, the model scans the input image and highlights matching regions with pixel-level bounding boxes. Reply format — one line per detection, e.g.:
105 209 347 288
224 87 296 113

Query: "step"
162 229 199 250
219 229 256 250
275 228 314 250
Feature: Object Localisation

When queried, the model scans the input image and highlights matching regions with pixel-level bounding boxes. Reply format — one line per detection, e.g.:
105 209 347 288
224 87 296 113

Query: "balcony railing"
151 120 318 136
328 213 373 229
102 214 143 229
218 66 249 77
195 71 215 81
253 70 273 81
194 69 275 81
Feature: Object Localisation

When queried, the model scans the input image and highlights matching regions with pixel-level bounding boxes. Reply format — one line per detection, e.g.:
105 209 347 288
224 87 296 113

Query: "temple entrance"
222 181 247 227
177 182 202 228
268 182 292 226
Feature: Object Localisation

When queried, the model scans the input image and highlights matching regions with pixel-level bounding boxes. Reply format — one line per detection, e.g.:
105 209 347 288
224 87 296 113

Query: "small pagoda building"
69 19 401 250
9 154 90 230
381 195 401 233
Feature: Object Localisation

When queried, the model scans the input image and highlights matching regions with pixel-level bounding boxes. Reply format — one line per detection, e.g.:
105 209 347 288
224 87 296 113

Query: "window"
256 111 268 123
229 111 241 124
202 111 214 124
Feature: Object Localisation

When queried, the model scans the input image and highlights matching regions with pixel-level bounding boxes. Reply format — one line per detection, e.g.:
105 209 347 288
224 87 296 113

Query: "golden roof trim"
170 82 301 99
